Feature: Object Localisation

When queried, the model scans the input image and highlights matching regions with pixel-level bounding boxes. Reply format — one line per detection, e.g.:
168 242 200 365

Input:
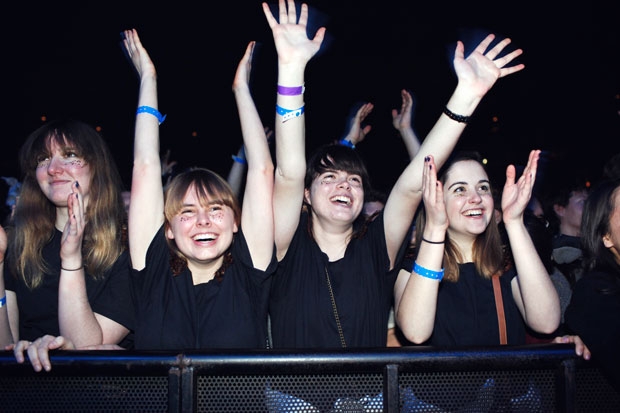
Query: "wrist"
338 139 355 149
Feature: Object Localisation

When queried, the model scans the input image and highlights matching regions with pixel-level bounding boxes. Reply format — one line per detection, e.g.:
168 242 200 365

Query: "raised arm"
262 0 325 260
394 155 448 343
233 41 275 271
391 89 420 160
383 34 524 269
123 28 165 271
503 150 561 333
57 182 105 346
340 102 374 148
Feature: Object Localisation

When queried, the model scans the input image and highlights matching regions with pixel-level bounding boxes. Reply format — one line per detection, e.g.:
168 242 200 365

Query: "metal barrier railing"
1 344 618 412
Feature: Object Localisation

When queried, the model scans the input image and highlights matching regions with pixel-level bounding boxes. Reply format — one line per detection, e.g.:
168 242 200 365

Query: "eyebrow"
447 179 490 191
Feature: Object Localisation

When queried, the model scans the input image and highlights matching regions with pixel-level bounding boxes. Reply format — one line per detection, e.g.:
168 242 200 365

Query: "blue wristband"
276 104 305 122
232 155 247 165
136 106 167 125
413 261 444 281
338 139 355 149
0 295 6 308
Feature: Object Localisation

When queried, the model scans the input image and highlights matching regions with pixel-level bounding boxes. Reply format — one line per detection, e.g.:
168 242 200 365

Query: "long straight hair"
8 119 127 289
414 151 507 282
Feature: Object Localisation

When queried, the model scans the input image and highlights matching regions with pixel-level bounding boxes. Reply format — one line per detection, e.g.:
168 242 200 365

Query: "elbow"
402 329 431 345
536 318 561 335
398 322 431 345
527 312 561 335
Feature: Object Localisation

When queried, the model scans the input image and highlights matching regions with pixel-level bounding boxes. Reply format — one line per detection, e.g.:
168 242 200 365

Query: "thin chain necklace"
324 265 347 348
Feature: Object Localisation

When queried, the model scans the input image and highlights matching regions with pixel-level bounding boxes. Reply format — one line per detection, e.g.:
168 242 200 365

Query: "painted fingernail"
424 156 430 162
75 181 79 188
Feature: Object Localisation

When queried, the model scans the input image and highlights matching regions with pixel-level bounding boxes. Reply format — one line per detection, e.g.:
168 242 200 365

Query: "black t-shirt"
130 225 275 350
400 257 525 346
4 229 134 345
269 210 404 349
565 270 620 392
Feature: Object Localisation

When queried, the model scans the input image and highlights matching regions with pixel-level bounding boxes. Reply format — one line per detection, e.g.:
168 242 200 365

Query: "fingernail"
424 156 430 162
75 181 79 188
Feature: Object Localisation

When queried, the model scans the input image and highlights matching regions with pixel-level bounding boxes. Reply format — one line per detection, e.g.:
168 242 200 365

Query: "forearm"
0 266 12 346
58 268 103 347
395 270 439 344
506 222 561 333
398 127 421 161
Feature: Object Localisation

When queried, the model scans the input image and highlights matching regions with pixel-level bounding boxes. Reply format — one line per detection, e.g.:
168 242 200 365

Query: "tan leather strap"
492 274 507 345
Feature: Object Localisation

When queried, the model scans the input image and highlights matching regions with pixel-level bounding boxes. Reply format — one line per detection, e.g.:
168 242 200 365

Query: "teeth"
464 210 482 217
194 234 216 241
330 196 351 205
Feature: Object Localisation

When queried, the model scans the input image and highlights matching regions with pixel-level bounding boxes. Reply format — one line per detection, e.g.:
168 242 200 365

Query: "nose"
196 210 211 226
337 177 351 189
468 191 482 203
47 156 65 175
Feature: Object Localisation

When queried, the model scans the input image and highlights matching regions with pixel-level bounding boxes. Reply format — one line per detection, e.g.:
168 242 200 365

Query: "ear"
166 226 175 240
233 222 239 233
553 204 565 218
304 188 312 205
493 208 502 224
602 233 614 248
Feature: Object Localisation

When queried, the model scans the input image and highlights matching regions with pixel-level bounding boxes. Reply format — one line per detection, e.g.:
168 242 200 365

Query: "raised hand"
453 34 524 98
422 155 448 234
342 102 374 146
262 0 326 65
60 181 85 266
392 89 415 132
502 149 540 225
122 28 156 79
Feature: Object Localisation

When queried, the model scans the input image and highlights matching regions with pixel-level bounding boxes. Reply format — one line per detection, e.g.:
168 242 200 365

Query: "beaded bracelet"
443 107 470 124
338 139 355 149
413 261 444 281
0 295 6 308
276 104 305 123
136 106 167 125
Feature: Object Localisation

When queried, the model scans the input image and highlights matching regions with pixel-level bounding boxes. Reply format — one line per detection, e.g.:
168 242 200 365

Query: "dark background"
2 1 619 196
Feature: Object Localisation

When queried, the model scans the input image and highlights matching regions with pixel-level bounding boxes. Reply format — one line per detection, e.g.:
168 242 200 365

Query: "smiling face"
35 137 92 209
442 160 494 241
166 183 238 265
305 169 365 225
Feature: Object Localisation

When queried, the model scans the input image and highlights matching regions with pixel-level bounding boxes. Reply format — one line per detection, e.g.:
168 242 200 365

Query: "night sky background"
2 1 619 198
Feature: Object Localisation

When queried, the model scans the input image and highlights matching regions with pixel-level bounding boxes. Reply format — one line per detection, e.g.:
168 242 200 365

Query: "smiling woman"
123 28 277 351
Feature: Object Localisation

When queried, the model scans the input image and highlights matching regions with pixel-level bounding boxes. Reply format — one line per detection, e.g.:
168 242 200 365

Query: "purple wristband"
277 85 305 96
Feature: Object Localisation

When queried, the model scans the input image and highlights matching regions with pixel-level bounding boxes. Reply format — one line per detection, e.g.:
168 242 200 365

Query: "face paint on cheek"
64 159 86 168
209 211 225 223
179 216 190 222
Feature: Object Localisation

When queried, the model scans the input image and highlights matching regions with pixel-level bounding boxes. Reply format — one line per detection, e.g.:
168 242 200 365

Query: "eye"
180 208 195 215
64 150 79 157
453 185 466 194
477 184 490 194
36 155 51 167
321 173 336 183
349 176 362 187
209 205 223 212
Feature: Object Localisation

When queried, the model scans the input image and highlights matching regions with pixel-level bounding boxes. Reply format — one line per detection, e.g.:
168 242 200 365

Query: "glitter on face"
36 154 86 170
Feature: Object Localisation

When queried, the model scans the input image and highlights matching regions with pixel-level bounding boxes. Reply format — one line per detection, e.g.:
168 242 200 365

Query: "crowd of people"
0 0 618 397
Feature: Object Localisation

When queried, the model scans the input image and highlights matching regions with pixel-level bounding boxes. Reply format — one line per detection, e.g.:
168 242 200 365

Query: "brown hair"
163 168 240 278
8 119 127 289
414 151 508 282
